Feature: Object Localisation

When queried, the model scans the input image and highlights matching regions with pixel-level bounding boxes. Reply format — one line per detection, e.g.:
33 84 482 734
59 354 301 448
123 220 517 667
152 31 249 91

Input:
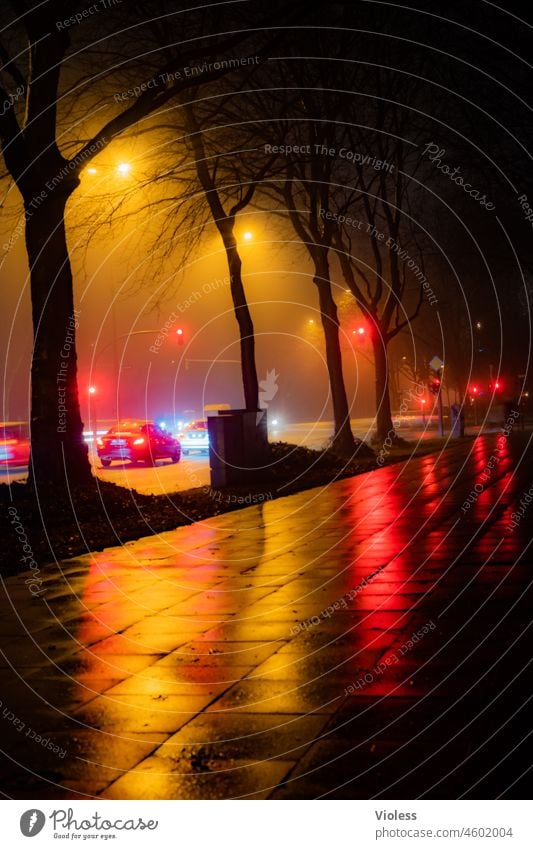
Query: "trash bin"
207 409 269 488
450 403 464 438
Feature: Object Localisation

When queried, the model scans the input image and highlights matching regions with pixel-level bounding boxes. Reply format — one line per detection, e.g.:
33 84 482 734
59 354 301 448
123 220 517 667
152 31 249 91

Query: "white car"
179 420 209 455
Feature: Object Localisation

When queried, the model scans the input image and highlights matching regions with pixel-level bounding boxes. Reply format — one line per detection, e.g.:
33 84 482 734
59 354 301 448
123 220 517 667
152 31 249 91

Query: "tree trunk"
372 333 395 444
219 223 259 411
313 257 356 453
24 187 91 488
183 107 259 412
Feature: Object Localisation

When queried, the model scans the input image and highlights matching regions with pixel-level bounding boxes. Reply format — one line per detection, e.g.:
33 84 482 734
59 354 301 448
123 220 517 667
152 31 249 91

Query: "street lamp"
83 161 132 177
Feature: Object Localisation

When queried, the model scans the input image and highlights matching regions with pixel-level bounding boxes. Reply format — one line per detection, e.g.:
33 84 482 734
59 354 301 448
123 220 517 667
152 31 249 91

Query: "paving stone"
72 693 216 732
101 756 295 800
156 713 329 762
0 434 530 799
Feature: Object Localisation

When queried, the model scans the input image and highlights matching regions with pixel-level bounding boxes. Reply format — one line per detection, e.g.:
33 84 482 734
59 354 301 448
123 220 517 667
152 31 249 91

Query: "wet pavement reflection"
0 434 531 799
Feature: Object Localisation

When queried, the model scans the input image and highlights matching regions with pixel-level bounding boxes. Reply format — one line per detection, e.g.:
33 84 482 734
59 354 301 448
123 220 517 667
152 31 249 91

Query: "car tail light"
133 437 145 445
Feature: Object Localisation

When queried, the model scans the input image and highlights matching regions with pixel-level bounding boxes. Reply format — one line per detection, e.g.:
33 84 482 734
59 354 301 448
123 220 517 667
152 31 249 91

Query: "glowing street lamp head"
86 167 97 175
242 231 253 242
117 162 131 175
88 386 96 395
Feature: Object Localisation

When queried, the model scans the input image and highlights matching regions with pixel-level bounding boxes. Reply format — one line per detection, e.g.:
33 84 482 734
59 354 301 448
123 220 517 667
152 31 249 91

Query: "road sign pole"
437 383 444 437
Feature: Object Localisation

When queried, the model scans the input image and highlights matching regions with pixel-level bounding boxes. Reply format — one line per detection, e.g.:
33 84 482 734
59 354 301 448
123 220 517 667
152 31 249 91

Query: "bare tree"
0 0 291 487
278 155 359 454
327 68 439 444
181 101 279 411
247 83 367 454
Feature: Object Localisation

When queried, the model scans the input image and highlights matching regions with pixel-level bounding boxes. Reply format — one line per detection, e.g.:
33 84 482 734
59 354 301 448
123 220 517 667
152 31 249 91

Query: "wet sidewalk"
0 433 531 800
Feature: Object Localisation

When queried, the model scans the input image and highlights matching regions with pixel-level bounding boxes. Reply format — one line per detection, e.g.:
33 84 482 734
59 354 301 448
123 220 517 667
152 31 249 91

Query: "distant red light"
176 328 183 335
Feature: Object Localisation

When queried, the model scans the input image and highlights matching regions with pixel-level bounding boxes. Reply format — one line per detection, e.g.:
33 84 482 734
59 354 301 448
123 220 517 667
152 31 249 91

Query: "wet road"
1 417 458 495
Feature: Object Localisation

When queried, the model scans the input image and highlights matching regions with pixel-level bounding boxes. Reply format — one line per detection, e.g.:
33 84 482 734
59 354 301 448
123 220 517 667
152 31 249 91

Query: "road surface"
0 417 457 495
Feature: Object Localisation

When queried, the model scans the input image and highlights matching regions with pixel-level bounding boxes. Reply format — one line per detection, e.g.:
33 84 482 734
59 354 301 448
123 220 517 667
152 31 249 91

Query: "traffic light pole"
437 382 444 437
429 361 445 437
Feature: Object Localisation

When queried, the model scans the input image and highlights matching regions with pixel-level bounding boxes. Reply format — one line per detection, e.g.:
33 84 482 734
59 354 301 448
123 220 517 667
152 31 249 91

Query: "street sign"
429 355 444 372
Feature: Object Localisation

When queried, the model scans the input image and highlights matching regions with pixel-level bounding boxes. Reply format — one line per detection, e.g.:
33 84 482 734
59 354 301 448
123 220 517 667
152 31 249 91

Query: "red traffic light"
429 379 441 395
176 328 184 346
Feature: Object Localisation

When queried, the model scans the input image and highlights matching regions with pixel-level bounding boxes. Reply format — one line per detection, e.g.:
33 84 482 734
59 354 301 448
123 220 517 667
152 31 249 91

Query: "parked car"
179 419 209 455
97 421 181 467
0 423 30 466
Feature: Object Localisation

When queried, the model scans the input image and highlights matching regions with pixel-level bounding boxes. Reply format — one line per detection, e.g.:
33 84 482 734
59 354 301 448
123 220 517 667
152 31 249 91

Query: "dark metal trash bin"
207 409 268 488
